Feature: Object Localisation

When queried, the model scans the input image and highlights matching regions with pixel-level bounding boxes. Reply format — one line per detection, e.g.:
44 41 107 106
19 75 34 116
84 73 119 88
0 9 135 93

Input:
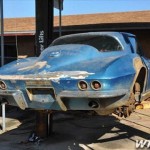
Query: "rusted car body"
0 32 148 116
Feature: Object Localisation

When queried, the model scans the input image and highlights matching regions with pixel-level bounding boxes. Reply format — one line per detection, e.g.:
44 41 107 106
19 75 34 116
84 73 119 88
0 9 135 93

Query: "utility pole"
0 0 4 66
35 0 54 56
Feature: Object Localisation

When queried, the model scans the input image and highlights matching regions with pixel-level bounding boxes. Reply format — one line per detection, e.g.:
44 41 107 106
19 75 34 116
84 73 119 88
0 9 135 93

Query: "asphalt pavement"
0 107 150 150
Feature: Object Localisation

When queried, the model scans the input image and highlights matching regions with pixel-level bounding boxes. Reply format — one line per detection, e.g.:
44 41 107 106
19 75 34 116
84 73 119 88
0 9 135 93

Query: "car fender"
131 57 147 93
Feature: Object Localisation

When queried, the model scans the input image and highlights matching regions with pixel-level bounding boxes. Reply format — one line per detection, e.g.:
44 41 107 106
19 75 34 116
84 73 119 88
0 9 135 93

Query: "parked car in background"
0 32 148 117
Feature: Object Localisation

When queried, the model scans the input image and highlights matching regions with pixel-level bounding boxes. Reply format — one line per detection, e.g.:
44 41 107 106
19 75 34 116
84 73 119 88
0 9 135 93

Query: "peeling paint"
0 71 94 81
46 65 51 69
133 57 143 71
18 61 47 71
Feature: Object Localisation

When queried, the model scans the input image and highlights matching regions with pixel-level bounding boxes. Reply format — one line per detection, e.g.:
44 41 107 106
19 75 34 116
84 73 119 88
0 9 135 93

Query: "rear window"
51 35 123 52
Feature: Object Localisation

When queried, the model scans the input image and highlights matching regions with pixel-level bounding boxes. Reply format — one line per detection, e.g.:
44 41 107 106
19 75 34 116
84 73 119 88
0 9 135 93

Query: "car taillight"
91 81 101 90
0 81 7 90
78 80 88 90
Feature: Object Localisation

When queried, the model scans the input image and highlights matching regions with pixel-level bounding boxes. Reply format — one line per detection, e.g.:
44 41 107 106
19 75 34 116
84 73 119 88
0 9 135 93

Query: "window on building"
0 43 17 64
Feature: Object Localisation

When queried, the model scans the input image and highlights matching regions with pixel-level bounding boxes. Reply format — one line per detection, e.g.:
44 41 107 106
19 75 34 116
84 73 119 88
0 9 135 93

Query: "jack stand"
35 110 53 138
1 103 6 132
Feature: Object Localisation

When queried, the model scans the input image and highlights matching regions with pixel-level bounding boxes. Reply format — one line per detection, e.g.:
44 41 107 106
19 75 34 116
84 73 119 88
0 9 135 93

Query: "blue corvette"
0 32 148 117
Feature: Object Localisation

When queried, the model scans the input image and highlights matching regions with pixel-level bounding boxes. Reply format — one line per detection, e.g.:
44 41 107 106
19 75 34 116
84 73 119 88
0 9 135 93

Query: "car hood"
0 44 133 80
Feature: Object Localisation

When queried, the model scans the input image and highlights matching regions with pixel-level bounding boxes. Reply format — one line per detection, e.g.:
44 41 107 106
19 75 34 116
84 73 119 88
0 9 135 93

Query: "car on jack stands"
0 32 148 117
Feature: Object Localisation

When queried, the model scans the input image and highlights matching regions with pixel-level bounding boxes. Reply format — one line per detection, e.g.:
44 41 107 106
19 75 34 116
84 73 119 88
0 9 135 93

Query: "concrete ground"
0 107 150 150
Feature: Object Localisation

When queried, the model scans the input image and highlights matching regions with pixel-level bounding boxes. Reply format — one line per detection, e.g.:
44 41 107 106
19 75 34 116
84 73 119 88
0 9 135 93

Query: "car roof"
52 32 135 44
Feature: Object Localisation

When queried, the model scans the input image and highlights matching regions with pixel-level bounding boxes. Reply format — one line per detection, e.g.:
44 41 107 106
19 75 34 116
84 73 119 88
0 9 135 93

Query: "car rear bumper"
56 89 130 111
0 89 130 112
0 90 28 109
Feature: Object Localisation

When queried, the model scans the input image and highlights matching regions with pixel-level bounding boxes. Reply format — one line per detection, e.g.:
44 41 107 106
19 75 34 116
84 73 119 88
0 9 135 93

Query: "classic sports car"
0 32 148 117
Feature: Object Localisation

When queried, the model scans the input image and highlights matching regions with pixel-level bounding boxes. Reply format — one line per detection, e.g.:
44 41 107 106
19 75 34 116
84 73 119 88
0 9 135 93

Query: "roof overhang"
4 22 150 36
54 22 150 32
3 31 35 36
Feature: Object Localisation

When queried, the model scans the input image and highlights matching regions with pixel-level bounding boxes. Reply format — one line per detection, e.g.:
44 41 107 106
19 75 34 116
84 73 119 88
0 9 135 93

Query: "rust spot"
133 58 143 72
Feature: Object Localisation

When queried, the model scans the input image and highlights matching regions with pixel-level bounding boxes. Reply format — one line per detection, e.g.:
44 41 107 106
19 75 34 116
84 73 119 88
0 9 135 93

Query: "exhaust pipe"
88 100 99 108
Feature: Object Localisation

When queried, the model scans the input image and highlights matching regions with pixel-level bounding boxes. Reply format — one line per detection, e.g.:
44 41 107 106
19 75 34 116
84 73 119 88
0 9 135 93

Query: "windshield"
51 34 123 52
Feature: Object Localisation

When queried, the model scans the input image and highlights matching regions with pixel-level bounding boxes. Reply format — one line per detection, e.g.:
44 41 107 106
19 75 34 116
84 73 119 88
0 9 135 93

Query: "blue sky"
3 0 150 18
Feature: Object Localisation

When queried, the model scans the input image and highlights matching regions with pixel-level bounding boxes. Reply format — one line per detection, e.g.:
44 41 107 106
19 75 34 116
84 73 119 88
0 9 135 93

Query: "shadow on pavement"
0 108 150 150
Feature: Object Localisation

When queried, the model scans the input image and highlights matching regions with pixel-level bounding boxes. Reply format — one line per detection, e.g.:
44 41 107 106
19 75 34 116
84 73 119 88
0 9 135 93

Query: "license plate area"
26 88 55 103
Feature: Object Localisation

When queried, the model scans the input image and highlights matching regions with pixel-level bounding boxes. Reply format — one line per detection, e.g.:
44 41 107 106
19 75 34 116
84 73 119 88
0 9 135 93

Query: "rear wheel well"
134 67 146 93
